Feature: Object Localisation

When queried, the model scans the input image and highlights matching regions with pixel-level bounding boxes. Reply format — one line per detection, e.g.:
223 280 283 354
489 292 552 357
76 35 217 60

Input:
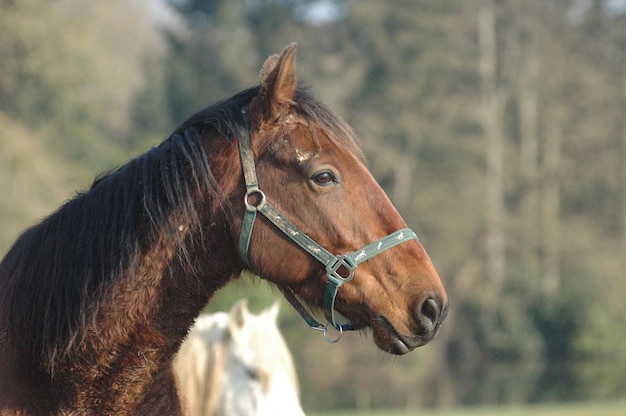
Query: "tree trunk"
542 113 562 293
622 20 626 261
478 0 505 316
517 5 541 276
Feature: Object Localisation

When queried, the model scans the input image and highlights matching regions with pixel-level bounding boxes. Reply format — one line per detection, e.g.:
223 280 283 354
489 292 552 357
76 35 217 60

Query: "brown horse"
0 43 447 415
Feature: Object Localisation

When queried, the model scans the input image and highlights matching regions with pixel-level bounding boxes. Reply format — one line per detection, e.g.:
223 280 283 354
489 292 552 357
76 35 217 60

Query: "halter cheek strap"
236 106 418 342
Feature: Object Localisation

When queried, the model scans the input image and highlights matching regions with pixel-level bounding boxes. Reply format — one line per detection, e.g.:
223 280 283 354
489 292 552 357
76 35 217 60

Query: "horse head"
221 300 302 416
175 300 303 416
228 44 448 355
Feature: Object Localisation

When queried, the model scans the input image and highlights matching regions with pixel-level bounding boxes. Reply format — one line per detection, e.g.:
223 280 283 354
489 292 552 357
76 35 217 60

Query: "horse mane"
292 85 365 163
0 83 363 366
0 87 252 364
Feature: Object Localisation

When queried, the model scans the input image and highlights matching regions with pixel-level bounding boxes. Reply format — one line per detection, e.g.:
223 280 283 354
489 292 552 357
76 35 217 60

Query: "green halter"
236 106 418 343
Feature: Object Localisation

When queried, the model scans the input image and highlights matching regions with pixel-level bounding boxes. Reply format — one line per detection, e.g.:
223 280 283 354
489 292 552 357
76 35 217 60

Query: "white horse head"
175 300 305 416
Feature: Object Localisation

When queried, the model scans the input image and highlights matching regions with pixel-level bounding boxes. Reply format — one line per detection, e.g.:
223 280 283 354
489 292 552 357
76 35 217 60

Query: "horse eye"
246 366 261 381
312 171 336 186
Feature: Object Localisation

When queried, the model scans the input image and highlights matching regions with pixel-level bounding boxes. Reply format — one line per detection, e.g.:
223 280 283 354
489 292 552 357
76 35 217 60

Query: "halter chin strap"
236 106 418 342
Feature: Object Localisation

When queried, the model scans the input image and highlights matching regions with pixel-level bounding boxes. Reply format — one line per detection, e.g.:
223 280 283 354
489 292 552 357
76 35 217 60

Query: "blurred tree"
478 0 506 332
0 0 161 164
0 112 84 252
0 0 159 252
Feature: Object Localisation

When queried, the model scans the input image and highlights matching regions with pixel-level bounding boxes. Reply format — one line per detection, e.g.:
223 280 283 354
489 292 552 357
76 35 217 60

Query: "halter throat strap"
236 106 418 340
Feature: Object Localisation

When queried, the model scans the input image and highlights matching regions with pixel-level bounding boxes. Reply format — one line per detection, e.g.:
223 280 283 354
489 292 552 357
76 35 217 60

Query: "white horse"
174 299 305 416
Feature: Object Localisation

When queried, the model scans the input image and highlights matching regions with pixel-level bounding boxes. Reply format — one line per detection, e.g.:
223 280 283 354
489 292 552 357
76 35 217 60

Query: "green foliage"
0 112 80 252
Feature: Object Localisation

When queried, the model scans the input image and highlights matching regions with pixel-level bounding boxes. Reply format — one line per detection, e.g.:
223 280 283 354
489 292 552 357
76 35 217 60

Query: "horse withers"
174 300 303 416
0 43 447 414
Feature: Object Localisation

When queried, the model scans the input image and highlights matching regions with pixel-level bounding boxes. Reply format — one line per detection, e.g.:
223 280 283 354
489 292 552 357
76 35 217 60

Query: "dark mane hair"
0 83 362 365
295 85 365 163
0 87 257 363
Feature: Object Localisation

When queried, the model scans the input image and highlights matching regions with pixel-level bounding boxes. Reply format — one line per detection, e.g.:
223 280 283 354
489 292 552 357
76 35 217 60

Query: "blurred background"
1 0 625 413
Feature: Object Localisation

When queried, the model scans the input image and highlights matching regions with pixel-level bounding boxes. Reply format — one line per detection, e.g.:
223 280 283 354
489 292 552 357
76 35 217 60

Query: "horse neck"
65 138 241 371
2 131 241 412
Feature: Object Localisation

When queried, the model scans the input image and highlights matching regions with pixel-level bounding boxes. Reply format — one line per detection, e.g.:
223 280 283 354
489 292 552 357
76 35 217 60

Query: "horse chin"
372 316 435 355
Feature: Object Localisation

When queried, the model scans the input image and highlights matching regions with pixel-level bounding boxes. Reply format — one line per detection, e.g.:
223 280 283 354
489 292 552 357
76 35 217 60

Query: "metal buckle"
326 255 356 285
244 188 266 212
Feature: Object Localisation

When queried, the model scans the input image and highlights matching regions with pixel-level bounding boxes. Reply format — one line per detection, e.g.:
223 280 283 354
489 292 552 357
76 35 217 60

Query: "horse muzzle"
373 294 448 355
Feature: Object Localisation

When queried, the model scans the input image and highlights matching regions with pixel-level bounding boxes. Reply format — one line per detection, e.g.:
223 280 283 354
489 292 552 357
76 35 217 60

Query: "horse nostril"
417 297 441 333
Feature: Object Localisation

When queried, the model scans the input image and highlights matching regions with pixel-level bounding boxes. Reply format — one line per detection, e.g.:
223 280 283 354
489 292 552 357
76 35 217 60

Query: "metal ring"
310 324 328 333
244 189 266 212
323 325 343 344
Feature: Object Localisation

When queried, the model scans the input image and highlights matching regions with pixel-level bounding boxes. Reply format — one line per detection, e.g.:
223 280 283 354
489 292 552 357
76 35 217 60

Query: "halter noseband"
236 106 418 343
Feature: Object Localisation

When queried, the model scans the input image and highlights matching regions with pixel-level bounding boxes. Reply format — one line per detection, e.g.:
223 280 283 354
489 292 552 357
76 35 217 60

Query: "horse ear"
259 54 280 81
228 299 249 332
259 42 297 118
264 300 280 322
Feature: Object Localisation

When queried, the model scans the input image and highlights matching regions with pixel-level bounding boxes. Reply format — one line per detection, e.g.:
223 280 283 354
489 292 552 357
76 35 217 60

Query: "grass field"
308 400 626 416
